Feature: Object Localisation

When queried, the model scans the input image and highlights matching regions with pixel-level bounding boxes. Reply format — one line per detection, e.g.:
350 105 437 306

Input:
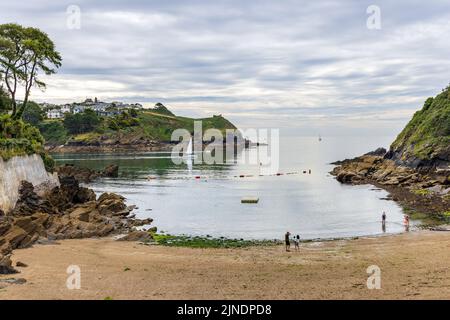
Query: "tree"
0 23 61 119
63 109 100 134
0 86 11 112
22 101 44 126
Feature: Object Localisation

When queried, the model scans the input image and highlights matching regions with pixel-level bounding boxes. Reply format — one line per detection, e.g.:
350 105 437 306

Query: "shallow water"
52 136 411 240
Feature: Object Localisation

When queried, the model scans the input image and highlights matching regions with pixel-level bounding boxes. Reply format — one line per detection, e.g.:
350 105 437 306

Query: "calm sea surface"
52 136 412 240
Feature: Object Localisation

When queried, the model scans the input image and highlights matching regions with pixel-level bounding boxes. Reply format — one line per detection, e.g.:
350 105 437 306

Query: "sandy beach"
1 230 450 300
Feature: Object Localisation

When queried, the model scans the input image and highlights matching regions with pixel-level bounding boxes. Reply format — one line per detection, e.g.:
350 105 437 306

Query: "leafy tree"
0 23 62 119
107 110 140 130
153 102 175 116
63 109 100 134
22 101 44 126
39 120 67 145
0 86 10 112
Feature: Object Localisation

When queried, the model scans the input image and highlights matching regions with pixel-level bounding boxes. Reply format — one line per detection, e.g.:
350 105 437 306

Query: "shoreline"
151 225 423 248
330 154 449 220
1 228 450 299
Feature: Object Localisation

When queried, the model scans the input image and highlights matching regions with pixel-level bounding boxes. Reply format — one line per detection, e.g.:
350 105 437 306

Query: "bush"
107 111 140 131
0 87 11 113
39 121 68 145
22 101 44 126
0 115 54 171
63 109 101 134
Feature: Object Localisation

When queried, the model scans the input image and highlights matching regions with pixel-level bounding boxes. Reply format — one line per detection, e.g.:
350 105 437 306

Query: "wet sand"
1 230 450 300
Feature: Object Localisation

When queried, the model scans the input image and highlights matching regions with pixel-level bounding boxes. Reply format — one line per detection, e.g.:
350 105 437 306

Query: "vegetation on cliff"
0 115 54 170
41 104 238 147
388 85 450 167
0 23 60 170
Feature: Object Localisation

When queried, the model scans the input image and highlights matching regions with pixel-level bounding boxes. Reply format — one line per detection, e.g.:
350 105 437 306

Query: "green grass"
412 188 431 196
57 109 238 145
390 86 450 161
152 234 281 248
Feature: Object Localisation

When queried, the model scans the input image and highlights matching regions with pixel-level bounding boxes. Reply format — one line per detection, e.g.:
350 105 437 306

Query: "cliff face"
0 154 59 213
386 87 450 169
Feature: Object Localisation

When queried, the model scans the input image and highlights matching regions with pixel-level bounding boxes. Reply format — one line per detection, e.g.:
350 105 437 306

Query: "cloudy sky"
1 0 449 137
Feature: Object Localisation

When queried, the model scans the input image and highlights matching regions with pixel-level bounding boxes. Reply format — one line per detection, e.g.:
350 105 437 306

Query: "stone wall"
0 154 59 213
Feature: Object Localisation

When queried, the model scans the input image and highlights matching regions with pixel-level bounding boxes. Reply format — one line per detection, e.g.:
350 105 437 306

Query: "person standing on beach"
285 231 291 252
294 235 300 251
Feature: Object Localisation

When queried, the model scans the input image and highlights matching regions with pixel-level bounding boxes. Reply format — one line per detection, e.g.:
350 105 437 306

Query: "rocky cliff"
386 86 450 169
0 176 154 274
0 154 59 213
331 86 450 219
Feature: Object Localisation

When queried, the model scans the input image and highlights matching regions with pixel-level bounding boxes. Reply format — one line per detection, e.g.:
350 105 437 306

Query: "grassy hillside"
388 85 450 167
40 105 238 146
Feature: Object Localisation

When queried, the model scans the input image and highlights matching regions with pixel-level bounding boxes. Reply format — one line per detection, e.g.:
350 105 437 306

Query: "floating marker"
241 197 259 204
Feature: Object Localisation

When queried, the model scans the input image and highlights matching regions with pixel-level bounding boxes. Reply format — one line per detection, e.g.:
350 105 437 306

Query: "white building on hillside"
61 104 71 114
73 105 85 114
47 109 62 119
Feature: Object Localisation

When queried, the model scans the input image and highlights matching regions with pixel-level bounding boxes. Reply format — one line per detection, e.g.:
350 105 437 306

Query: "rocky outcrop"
0 154 59 213
385 87 450 170
48 140 172 154
56 164 119 183
331 154 450 216
0 176 154 274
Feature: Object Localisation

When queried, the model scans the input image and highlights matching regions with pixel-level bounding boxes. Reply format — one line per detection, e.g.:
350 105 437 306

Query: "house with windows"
46 109 63 119
60 104 71 114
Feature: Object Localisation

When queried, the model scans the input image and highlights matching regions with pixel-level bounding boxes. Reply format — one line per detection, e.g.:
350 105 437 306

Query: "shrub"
39 121 68 145
0 115 54 171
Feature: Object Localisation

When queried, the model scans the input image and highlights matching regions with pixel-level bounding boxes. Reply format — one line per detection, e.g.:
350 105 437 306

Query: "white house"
47 109 62 119
73 106 85 114
60 104 71 114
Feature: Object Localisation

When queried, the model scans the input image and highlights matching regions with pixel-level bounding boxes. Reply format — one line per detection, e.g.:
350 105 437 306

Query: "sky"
1 0 450 138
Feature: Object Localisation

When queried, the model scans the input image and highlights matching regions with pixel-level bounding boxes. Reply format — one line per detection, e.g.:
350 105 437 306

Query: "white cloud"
1 0 449 136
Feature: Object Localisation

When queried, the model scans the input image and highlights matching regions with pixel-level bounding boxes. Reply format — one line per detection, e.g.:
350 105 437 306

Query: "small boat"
318 135 322 142
186 137 193 156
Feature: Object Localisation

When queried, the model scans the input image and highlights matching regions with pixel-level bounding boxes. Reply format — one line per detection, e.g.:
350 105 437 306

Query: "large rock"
56 164 100 183
0 154 59 213
2 225 28 249
103 164 119 178
0 169 154 258
56 164 120 182
97 193 128 216
12 181 54 216
0 254 18 274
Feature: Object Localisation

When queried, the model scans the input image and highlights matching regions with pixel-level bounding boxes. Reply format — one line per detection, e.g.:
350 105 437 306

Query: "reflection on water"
52 136 410 240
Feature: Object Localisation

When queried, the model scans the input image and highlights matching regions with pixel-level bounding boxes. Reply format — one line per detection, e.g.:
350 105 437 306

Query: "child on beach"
294 235 300 251
404 215 410 231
